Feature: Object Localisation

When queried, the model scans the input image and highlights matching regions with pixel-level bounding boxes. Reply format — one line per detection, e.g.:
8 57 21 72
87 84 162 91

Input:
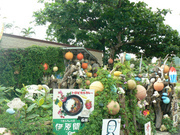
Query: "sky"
0 0 180 40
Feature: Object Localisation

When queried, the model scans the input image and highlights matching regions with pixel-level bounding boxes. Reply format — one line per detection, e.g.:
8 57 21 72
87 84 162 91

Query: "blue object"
163 97 170 104
162 93 168 96
107 74 111 78
135 77 141 81
6 108 15 114
125 54 131 61
110 85 117 93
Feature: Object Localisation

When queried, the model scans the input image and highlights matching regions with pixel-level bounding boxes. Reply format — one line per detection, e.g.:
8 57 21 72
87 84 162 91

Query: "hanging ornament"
43 63 48 70
53 66 58 72
77 53 84 60
65 51 73 60
136 85 147 100
161 65 169 73
108 58 113 64
82 63 88 69
125 54 131 61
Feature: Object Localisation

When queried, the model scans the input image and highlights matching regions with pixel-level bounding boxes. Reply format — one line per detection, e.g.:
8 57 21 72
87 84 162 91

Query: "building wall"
0 34 103 65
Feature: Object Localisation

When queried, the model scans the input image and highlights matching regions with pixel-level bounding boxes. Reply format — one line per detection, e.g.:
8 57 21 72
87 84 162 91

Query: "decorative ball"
114 71 122 77
107 100 120 115
86 72 92 78
65 51 73 60
82 63 88 69
87 65 92 71
136 85 147 100
89 81 104 96
86 80 91 85
77 53 84 60
127 80 136 90
125 54 131 61
108 58 113 64
161 65 169 73
53 66 58 72
93 73 97 77
153 81 164 91
43 63 48 70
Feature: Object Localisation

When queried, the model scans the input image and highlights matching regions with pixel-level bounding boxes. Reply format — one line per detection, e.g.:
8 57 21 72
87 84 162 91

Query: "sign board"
101 119 121 135
144 121 151 135
53 89 94 135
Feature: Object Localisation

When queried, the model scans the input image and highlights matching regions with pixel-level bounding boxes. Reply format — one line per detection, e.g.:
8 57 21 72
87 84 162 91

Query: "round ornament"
82 63 88 69
77 53 84 60
127 80 136 90
125 54 131 61
153 81 164 91
89 81 104 96
53 66 58 72
107 100 120 115
43 63 48 70
161 65 169 73
108 58 113 64
65 51 73 60
136 85 147 100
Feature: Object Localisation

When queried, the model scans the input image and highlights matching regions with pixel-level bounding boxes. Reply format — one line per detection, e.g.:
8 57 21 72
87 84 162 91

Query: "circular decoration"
53 66 58 72
93 73 97 77
65 51 73 60
86 72 92 78
125 54 131 61
82 63 88 69
62 95 83 116
86 80 91 85
90 81 104 96
136 85 147 100
153 81 164 91
107 100 120 115
77 53 84 60
43 63 48 70
108 58 113 64
127 80 136 90
161 65 169 73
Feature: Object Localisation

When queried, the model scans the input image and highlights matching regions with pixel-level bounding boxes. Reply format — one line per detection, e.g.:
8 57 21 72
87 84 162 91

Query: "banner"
53 89 94 135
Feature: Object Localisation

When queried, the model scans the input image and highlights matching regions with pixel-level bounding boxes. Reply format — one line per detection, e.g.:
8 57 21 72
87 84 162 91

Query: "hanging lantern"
108 58 113 64
77 53 84 60
153 81 164 91
53 66 58 72
161 65 169 73
90 81 104 96
136 85 147 100
43 63 48 70
82 63 88 69
65 51 73 60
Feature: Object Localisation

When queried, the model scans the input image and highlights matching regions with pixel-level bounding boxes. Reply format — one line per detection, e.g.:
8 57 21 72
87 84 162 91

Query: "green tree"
21 27 35 37
33 0 180 63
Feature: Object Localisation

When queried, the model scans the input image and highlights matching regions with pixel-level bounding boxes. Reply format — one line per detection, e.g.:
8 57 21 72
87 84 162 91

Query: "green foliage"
75 61 156 135
0 46 65 88
34 0 180 64
0 85 54 134
162 118 178 133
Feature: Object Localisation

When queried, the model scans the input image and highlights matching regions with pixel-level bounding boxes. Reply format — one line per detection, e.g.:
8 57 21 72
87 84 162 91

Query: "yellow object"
127 80 136 90
87 72 92 77
90 81 104 96
114 71 122 76
53 66 58 72
80 95 87 99
58 101 63 107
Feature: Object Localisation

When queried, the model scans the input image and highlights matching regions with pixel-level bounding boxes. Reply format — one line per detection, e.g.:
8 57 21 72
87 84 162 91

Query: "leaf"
26 114 39 120
38 98 44 106
41 104 52 109
27 103 37 113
